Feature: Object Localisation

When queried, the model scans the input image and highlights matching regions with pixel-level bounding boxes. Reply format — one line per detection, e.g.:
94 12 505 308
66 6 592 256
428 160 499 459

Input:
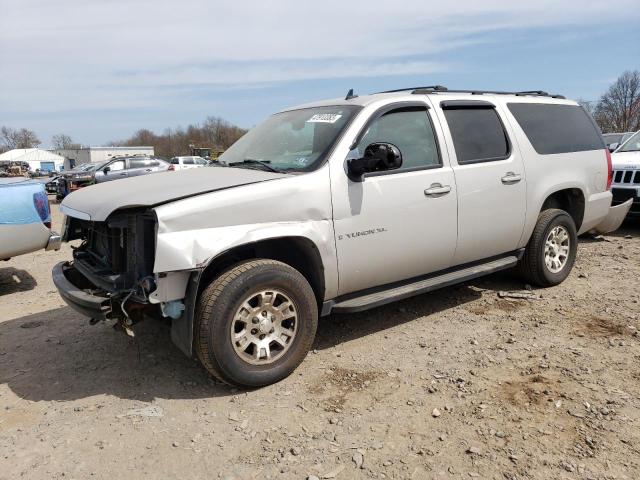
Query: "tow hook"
115 317 136 337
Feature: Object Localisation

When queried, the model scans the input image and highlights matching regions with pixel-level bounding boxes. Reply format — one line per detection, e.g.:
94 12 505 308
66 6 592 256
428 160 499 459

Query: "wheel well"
541 188 585 230
198 237 326 306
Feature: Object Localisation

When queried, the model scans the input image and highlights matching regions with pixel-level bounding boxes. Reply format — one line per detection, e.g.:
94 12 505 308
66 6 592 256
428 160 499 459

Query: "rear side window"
507 103 604 155
129 158 149 169
443 107 510 164
170 158 179 164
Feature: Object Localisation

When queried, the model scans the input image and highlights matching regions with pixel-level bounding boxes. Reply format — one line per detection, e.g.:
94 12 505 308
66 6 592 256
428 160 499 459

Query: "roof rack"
376 85 565 99
377 85 449 94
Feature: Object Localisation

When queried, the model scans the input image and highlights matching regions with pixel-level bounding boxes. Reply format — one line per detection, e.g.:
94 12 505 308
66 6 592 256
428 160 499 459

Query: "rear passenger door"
435 99 526 265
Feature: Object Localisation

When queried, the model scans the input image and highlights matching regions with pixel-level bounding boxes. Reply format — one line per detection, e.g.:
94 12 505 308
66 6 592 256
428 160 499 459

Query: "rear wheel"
195 259 318 387
518 209 577 287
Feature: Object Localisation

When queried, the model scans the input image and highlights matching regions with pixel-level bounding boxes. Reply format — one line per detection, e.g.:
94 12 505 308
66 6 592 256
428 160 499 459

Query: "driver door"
330 102 458 295
98 159 127 182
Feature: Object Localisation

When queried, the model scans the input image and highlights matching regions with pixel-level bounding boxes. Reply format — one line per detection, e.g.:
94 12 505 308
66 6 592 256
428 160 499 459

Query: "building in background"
0 148 65 172
51 146 154 170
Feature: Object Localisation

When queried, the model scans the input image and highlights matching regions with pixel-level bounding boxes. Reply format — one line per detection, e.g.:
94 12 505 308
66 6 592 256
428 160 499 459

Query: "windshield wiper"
228 159 282 173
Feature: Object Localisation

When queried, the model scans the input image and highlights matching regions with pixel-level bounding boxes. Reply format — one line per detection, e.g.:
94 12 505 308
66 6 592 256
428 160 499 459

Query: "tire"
518 208 577 287
195 259 318 387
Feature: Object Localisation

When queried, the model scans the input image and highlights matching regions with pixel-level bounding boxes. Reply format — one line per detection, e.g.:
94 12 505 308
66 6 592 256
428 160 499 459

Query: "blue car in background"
0 178 61 261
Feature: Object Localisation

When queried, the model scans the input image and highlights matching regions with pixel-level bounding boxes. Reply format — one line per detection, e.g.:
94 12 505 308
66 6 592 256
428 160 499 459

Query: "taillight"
605 149 613 190
33 190 51 226
168 164 175 171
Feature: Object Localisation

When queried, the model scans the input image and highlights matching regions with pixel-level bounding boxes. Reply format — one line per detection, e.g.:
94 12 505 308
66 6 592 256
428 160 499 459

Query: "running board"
325 255 519 315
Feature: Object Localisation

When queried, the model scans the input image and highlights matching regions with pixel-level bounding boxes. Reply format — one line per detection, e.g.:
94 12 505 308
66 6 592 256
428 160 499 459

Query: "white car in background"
168 156 209 171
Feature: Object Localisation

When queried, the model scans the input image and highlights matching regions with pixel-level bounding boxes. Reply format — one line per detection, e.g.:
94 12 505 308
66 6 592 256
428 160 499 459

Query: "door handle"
424 183 451 196
145 169 152 172
501 172 522 184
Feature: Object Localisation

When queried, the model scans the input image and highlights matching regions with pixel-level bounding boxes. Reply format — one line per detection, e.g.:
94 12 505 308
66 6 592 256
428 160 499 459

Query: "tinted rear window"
507 103 604 155
443 107 510 164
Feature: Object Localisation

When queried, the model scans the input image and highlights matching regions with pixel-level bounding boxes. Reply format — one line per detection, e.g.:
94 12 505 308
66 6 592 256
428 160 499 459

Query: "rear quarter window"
507 103 604 155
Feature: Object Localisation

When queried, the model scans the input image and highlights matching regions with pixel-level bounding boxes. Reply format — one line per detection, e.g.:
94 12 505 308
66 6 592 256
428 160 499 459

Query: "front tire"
195 259 318 387
518 209 577 287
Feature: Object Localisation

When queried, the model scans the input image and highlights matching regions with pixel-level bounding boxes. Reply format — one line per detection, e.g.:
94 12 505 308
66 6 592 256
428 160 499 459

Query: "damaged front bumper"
591 198 633 234
52 261 113 321
52 260 200 357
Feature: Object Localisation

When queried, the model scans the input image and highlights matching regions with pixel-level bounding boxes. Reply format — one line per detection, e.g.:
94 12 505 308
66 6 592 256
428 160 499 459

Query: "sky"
1 0 639 147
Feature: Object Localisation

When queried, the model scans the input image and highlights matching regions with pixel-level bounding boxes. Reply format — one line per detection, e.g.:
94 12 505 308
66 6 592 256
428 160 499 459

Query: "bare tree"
51 133 79 150
594 71 640 133
1 126 20 151
1 126 41 150
577 98 596 117
113 117 246 158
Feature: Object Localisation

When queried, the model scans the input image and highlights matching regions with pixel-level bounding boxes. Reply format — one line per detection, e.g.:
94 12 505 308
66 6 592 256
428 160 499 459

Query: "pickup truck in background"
1 178 61 261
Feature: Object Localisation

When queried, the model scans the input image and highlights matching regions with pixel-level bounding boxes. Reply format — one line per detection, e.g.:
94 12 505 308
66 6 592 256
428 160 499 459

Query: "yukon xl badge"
337 227 388 241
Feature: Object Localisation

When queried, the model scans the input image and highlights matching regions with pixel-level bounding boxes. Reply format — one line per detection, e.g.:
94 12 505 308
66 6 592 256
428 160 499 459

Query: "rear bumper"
45 232 61 251
611 186 640 216
591 198 633 234
52 261 112 320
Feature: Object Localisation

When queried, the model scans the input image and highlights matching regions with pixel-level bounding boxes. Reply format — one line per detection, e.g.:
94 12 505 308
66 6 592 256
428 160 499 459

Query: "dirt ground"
1 202 639 480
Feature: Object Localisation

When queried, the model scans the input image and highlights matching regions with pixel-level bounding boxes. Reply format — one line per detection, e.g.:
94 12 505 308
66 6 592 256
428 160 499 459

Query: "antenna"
345 89 358 100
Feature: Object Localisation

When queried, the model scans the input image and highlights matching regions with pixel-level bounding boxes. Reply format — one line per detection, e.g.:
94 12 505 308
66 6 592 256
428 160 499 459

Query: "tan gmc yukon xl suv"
53 86 630 387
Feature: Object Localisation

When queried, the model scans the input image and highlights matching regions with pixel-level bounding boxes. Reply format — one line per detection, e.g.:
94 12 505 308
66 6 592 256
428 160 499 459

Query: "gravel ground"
1 201 639 480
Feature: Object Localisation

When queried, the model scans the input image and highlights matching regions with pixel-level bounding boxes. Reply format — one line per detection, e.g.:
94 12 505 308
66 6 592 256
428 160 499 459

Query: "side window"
184 157 195 165
357 107 440 171
507 103 605 154
443 107 510 164
109 159 125 171
128 158 148 169
170 158 179 164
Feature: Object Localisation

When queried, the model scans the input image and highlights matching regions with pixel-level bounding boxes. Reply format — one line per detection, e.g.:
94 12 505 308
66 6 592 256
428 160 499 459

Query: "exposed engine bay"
62 209 160 333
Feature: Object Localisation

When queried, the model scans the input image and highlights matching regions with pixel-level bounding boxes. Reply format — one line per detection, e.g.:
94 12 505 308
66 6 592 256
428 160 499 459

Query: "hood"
60 167 287 221
611 151 640 168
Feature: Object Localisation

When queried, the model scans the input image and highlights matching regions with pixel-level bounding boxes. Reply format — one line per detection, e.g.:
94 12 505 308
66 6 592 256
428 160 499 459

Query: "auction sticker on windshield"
307 113 343 123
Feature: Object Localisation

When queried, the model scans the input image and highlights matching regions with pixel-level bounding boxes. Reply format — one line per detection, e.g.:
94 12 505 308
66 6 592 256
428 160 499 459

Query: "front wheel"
518 209 578 287
195 259 318 387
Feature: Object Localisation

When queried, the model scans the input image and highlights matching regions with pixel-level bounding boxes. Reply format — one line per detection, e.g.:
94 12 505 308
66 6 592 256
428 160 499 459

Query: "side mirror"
347 143 403 181
608 143 619 152
103 166 111 174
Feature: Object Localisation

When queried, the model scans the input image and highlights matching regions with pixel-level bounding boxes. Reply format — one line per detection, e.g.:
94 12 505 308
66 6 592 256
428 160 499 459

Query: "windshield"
73 162 102 172
603 133 623 144
218 106 361 172
617 131 640 152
